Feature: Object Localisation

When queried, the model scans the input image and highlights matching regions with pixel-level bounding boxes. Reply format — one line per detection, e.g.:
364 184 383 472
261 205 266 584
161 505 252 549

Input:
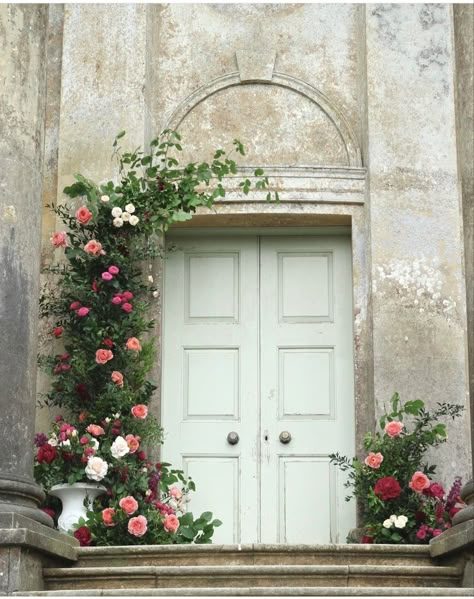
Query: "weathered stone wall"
36 3 472 484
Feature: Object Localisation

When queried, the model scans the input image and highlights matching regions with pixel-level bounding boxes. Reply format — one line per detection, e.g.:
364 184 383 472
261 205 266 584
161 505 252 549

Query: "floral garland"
35 130 275 545
330 393 464 544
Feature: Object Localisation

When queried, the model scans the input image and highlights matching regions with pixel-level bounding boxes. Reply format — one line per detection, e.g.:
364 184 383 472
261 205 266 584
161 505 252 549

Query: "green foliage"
36 131 276 546
330 393 464 544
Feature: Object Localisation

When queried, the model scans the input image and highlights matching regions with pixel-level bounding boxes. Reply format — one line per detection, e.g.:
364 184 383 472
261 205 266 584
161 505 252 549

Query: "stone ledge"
0 513 78 562
430 520 474 558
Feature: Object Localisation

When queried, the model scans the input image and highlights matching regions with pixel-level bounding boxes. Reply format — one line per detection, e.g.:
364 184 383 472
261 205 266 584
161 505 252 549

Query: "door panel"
162 237 259 544
162 233 355 544
259 236 355 544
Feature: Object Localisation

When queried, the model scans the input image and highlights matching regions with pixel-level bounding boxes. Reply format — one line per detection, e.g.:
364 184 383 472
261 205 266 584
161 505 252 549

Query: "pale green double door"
162 233 355 544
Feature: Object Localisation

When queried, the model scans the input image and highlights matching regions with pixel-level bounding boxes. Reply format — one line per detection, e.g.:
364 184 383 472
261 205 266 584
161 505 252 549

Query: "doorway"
162 231 355 543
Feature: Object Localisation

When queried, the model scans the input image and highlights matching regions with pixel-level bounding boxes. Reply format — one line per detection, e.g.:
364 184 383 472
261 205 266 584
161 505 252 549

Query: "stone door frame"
150 167 373 465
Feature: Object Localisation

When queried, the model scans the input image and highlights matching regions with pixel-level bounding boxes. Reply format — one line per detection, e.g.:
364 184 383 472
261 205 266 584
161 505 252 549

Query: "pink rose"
108 266 120 275
416 527 427 540
409 471 430 493
122 291 134 301
75 206 92 225
169 487 183 500
77 307 90 317
122 303 132 313
102 508 116 527
84 240 103 256
51 231 67 248
70 301 81 310
131 404 148 419
126 337 142 352
79 436 90 445
364 452 384 469
101 272 113 281
53 327 63 338
111 295 122 305
111 371 124 387
96 349 113 364
432 529 443 537
128 515 147 537
163 514 180 534
119 496 139 515
125 434 140 453
86 424 105 436
385 421 404 437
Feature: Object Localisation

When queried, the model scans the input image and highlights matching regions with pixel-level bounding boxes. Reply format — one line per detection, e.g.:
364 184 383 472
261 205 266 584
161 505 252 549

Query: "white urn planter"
50 482 106 533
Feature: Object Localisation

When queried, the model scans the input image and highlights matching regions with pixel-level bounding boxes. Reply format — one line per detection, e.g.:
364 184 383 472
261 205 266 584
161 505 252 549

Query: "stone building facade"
0 0 473 553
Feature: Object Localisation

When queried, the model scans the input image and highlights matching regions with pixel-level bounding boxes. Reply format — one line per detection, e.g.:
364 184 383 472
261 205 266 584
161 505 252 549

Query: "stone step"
73 543 437 568
43 564 463 591
18 587 474 597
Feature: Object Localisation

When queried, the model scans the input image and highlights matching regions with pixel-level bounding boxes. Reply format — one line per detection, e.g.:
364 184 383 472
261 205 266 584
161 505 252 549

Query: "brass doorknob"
227 431 239 445
279 431 292 444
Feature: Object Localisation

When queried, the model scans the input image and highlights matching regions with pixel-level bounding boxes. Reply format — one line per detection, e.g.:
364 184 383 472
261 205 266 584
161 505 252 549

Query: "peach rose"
169 487 183 500
385 421 404 438
75 206 92 225
364 452 384 469
409 471 430 493
111 371 124 387
84 240 103 255
86 424 105 436
119 496 139 515
51 231 67 248
126 337 142 352
131 404 148 419
163 514 180 534
102 508 116 527
128 515 147 537
96 349 113 364
125 434 140 453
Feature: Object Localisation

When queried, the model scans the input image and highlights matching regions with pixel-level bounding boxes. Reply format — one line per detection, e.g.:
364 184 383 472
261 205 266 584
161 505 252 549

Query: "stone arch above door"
164 66 362 168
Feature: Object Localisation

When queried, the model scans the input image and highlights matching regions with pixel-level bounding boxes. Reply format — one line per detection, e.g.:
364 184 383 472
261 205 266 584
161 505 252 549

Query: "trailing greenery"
35 131 275 545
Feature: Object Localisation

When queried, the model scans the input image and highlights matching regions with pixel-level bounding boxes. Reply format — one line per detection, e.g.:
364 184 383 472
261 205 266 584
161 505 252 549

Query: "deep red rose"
136 451 146 461
374 476 402 500
415 510 426 522
37 444 58 464
41 507 55 519
103 338 113 349
449 507 462 520
75 383 90 401
73 526 92 546
62 451 75 462
106 489 113 497
155 463 161 469
53 326 63 338
424 482 445 499
111 428 120 436
361 535 374 544
55 415 64 423
114 420 121 427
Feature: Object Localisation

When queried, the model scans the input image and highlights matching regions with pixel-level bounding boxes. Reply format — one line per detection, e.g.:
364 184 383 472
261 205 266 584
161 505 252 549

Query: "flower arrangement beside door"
330 393 465 544
36 130 276 545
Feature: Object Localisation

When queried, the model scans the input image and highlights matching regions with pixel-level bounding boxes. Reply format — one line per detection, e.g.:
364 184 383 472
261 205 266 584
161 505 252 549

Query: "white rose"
85 456 108 481
395 516 408 529
114 412 121 419
153 291 159 298
48 436 58 447
389 515 398 523
100 195 110 203
129 215 139 226
148 275 154 283
169 499 178 510
105 417 111 424
90 438 99 450
59 439 71 448
111 436 130 459
125 203 135 214
71 430 78 437
122 211 131 222
111 207 123 218
113 217 123 228
383 519 392 529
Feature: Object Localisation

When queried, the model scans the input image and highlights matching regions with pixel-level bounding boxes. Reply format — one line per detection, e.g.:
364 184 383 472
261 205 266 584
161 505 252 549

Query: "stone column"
0 3 51 528
365 4 472 485
0 6 78 594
